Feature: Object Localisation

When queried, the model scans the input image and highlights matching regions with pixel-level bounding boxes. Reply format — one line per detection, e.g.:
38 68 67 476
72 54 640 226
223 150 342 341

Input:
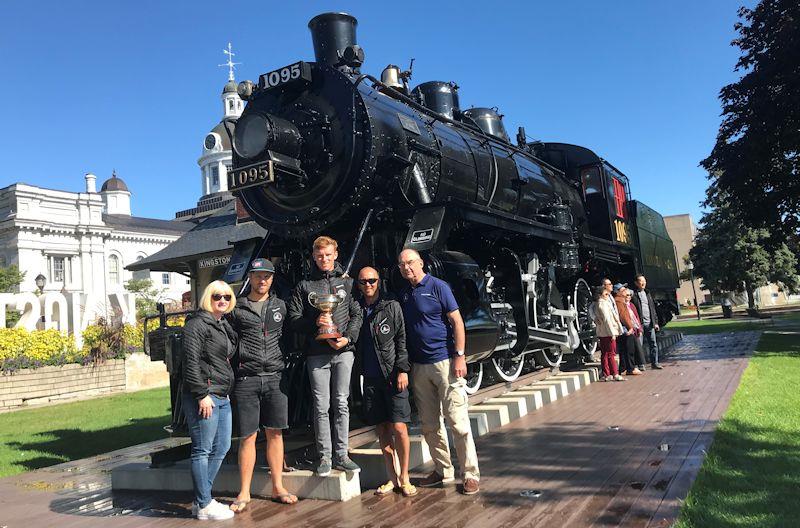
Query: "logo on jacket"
379 324 391 335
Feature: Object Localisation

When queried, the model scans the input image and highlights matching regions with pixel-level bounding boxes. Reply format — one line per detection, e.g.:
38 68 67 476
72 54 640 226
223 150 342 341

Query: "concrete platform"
349 435 431 490
112 461 362 502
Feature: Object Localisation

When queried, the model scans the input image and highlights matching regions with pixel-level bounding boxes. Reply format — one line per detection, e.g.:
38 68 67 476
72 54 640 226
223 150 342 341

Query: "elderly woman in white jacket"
592 286 625 381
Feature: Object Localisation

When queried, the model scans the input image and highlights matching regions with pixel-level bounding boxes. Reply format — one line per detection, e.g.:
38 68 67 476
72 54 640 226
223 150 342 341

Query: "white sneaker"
196 499 235 520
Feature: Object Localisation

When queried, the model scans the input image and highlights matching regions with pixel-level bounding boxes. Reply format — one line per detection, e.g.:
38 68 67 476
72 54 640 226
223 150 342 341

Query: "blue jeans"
181 392 232 508
306 352 354 462
643 326 659 366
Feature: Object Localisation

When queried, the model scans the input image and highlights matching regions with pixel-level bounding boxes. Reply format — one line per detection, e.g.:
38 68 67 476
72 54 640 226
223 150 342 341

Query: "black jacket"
182 310 235 400
358 296 410 380
287 262 362 356
227 295 286 377
631 287 659 328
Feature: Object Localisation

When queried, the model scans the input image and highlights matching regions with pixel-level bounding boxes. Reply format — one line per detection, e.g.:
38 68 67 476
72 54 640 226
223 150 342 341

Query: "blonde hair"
313 236 338 251
198 280 236 314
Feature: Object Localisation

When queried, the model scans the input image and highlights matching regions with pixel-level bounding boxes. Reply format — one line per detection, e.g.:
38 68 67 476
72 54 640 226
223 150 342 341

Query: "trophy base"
316 331 343 341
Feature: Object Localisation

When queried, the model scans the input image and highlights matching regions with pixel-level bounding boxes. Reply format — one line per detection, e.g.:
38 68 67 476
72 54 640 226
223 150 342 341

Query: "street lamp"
34 273 46 295
685 262 701 320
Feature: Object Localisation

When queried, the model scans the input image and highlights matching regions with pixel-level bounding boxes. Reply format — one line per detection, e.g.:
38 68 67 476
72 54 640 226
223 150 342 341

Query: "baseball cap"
248 258 275 273
612 282 628 293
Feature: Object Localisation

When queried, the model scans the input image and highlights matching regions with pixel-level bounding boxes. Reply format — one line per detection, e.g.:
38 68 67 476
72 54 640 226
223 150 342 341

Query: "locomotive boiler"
222 12 680 392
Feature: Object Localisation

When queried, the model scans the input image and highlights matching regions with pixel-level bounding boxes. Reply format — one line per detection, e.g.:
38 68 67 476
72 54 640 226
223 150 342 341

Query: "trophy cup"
308 290 348 340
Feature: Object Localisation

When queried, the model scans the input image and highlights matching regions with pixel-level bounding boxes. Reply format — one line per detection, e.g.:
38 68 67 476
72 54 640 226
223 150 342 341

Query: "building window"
109 255 120 284
211 166 219 186
51 256 65 282
229 99 235 111
162 273 171 285
132 255 149 280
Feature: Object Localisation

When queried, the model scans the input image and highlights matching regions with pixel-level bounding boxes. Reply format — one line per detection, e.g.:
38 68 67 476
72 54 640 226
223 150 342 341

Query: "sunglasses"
357 278 379 285
212 294 232 301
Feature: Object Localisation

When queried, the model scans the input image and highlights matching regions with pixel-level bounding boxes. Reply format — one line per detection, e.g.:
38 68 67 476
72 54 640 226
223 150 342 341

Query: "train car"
215 12 679 395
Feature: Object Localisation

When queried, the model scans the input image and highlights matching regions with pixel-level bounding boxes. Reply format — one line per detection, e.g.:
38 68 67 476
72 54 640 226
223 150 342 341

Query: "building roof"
126 204 267 272
222 80 238 94
103 214 194 235
209 118 236 150
100 174 129 192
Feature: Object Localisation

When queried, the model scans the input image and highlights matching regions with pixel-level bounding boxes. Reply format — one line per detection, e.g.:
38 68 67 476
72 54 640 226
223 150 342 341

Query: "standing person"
613 285 642 376
592 285 624 382
630 274 663 369
355 266 417 497
624 290 648 372
397 248 480 495
287 236 363 476
228 259 297 511
182 281 237 521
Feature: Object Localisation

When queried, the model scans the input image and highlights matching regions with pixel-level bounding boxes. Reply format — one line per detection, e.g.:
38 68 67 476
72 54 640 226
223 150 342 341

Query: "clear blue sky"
1 0 746 223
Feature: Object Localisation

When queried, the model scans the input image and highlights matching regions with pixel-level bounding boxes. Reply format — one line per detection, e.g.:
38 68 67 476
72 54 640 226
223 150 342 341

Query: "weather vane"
219 42 241 81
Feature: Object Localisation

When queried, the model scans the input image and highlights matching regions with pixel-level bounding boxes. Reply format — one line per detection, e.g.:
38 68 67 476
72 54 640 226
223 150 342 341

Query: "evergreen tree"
701 0 800 236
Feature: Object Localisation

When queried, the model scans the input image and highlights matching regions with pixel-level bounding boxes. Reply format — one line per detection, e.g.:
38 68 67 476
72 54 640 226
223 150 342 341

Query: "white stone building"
0 173 193 336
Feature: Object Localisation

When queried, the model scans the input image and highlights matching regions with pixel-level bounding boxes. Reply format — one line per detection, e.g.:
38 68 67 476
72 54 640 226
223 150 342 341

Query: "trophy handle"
308 292 318 306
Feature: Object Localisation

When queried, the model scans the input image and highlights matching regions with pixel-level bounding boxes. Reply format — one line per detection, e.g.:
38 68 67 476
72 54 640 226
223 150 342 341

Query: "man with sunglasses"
397 248 480 495
355 267 416 497
227 258 297 510
287 236 363 477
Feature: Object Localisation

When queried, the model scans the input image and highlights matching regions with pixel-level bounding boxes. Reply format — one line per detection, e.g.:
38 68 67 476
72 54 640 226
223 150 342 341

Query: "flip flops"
272 492 298 505
375 481 397 496
229 499 250 513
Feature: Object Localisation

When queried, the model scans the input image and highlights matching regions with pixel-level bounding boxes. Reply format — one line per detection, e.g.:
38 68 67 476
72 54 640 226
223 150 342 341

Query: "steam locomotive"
222 12 680 393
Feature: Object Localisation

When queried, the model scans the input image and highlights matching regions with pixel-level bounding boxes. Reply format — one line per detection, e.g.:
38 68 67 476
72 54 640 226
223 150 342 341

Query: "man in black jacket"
227 259 297 509
631 274 663 369
355 266 416 497
287 236 363 476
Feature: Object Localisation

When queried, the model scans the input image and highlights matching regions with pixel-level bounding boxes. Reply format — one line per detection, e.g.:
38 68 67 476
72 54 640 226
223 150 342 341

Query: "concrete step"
112 460 362 501
349 435 431 490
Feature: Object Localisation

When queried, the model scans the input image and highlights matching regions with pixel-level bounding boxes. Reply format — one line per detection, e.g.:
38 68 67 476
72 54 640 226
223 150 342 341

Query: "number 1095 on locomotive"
228 162 275 192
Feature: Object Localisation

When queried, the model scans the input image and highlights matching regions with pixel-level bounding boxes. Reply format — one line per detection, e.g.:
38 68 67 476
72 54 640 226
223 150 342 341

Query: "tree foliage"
701 0 800 236
0 265 25 293
124 278 165 320
689 189 800 309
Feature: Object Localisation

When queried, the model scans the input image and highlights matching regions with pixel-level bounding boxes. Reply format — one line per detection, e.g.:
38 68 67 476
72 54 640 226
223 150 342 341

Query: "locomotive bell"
381 65 405 90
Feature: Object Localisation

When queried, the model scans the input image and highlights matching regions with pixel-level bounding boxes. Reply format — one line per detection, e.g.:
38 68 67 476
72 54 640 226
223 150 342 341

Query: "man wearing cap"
227 258 297 510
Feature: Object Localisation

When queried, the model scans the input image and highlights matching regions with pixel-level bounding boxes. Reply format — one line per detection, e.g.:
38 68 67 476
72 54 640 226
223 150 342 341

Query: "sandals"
229 499 250 513
400 483 418 497
375 481 397 496
272 492 298 505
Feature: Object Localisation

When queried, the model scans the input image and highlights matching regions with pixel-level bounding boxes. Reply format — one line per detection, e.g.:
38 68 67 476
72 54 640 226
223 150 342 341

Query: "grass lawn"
0 386 170 478
668 317 772 334
675 318 800 527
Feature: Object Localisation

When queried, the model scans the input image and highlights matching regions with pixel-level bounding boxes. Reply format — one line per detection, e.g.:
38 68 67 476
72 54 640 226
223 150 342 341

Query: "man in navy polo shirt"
398 248 480 495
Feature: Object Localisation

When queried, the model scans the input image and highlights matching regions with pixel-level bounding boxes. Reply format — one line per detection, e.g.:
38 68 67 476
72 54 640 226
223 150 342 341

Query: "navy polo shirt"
401 274 459 364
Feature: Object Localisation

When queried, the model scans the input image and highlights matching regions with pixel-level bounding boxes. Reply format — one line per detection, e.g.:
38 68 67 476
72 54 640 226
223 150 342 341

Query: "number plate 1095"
229 162 274 191
258 62 311 90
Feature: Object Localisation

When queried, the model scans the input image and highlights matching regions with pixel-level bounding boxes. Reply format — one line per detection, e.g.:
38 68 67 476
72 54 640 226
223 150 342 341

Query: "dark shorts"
362 377 411 426
231 372 289 436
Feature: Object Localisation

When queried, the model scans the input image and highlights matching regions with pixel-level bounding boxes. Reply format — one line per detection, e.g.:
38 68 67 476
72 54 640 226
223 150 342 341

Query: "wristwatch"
455 349 465 357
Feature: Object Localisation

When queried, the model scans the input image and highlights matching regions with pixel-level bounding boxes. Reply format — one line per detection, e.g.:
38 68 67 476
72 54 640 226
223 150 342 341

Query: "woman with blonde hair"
182 280 237 520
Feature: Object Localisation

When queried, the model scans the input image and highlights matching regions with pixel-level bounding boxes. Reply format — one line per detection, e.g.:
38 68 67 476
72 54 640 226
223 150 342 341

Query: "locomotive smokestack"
308 12 363 71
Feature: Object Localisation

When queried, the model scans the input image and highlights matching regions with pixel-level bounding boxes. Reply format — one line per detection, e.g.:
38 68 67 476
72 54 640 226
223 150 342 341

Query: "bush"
0 328 81 373
81 317 141 363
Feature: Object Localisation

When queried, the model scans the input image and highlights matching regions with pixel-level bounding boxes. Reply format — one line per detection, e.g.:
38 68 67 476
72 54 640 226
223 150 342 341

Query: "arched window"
132 255 149 280
108 254 121 284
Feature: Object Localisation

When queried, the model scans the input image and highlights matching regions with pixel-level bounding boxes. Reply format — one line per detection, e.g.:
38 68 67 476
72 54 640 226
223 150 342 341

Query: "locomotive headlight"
234 113 270 159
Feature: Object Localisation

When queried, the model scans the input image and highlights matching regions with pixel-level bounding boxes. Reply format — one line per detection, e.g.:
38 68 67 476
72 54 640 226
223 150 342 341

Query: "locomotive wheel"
464 362 483 395
533 347 563 368
490 355 524 382
573 278 598 357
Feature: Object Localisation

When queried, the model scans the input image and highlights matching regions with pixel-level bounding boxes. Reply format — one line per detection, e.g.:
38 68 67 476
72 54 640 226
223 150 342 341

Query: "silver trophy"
308 290 347 340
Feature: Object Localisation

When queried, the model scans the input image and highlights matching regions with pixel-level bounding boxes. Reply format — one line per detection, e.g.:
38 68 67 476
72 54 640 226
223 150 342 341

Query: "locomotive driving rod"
343 208 374 277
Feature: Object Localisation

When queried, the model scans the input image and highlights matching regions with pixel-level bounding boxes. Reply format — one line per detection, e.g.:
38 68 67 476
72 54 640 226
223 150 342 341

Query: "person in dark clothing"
287 236 363 476
181 280 237 521
631 274 663 369
355 266 417 497
227 258 297 511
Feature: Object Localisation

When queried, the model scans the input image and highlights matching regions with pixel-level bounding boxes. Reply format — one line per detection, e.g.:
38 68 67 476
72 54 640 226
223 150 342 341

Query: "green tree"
701 0 800 237
124 278 165 320
0 265 25 327
689 190 800 310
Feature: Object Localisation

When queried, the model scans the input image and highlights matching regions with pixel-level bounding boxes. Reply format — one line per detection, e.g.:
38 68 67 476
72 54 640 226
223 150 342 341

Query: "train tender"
222 12 680 393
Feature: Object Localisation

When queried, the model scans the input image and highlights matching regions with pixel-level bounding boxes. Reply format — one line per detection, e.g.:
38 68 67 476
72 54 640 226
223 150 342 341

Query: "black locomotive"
222 12 680 393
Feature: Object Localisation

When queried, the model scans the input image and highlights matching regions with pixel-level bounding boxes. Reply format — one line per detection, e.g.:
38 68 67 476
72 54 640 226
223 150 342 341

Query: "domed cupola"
100 170 131 215
197 43 243 196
